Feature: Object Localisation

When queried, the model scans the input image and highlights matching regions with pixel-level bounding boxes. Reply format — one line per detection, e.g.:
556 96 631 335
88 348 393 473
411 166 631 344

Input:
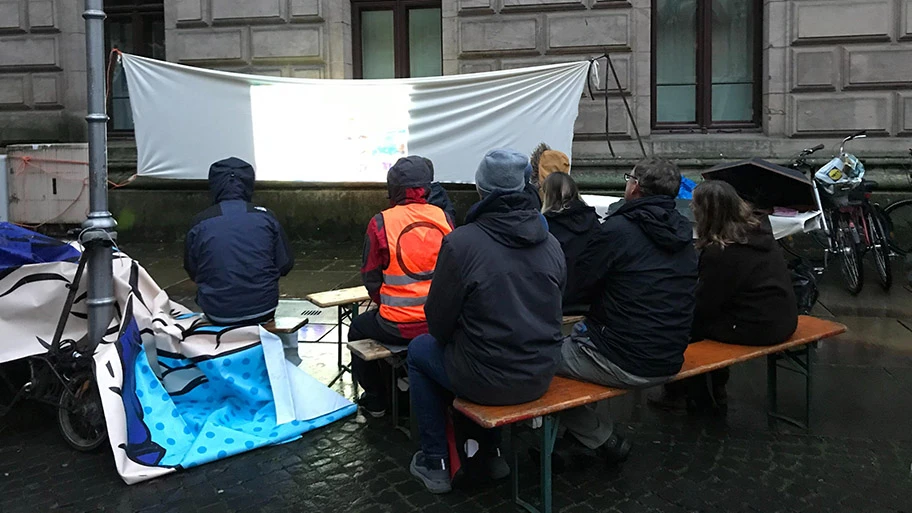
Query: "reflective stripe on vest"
379 203 452 323
380 294 428 307
381 273 428 286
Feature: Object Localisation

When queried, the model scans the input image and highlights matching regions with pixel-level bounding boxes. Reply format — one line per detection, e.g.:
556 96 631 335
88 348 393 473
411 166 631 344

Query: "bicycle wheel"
866 207 892 290
884 198 912 255
834 215 864 295
57 372 107 452
778 232 826 263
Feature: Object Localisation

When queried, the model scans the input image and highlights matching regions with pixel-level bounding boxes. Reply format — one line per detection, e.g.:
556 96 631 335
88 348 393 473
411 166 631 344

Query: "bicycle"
781 132 892 295
0 250 107 451
882 149 912 256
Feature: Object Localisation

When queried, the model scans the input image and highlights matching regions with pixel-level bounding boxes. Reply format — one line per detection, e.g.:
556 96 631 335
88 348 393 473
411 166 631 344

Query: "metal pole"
0 155 8 222
83 0 117 351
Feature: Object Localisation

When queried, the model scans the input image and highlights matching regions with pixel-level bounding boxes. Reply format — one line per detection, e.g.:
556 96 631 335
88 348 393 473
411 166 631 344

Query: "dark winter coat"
691 217 798 346
424 191 566 406
543 199 599 306
184 157 293 324
428 182 457 223
523 182 543 211
571 195 698 378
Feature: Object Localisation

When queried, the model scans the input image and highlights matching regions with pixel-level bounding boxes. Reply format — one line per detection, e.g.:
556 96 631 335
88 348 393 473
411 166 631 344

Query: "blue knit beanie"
475 149 529 197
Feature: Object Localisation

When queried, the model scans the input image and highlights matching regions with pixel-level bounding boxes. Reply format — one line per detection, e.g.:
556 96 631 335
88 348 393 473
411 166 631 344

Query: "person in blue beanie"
407 149 566 494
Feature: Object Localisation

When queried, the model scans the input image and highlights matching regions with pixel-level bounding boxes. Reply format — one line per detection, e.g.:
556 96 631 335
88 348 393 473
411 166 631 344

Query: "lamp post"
82 0 117 350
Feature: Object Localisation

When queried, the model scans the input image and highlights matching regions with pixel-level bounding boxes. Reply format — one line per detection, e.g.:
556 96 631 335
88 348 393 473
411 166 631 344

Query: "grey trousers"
557 327 673 449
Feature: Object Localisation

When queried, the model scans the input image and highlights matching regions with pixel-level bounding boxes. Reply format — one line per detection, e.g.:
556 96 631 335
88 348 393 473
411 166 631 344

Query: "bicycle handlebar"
840 130 867 155
796 143 826 159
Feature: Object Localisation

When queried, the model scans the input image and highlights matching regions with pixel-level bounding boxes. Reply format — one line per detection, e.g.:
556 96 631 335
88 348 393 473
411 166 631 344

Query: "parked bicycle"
0 250 107 451
786 131 892 295
881 148 912 256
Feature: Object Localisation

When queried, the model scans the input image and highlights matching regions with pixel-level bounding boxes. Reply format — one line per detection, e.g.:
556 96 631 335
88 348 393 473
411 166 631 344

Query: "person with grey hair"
406 148 566 494
549 157 698 469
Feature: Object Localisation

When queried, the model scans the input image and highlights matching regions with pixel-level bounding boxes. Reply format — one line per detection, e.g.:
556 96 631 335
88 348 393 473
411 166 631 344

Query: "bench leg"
329 303 360 394
389 356 410 439
767 344 814 431
513 415 559 513
767 354 778 429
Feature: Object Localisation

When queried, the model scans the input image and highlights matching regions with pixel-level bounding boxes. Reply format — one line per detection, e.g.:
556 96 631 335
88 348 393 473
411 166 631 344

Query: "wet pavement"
2 241 912 512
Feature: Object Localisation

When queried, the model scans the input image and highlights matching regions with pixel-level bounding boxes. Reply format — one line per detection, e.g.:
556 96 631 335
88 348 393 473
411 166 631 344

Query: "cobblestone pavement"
1 243 912 512
3 335 912 513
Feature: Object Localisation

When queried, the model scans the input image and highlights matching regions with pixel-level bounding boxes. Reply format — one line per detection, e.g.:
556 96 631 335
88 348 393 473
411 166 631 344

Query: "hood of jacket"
209 157 255 204
466 191 549 248
544 199 598 235
613 195 693 252
388 156 431 206
743 216 776 251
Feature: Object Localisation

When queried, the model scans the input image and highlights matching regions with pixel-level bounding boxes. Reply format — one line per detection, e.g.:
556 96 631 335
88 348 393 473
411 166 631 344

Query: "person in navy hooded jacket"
184 157 294 326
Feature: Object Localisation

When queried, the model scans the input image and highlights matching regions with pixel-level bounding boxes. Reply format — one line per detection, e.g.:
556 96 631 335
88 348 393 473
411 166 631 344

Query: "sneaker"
595 433 631 465
356 392 386 418
452 448 510 489
410 451 452 494
477 448 510 481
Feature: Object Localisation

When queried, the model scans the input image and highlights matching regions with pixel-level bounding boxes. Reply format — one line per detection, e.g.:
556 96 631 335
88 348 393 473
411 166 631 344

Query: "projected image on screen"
250 83 411 182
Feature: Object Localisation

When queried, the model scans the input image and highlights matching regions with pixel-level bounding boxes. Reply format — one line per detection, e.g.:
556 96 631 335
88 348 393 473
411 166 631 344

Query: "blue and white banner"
0 225 355 484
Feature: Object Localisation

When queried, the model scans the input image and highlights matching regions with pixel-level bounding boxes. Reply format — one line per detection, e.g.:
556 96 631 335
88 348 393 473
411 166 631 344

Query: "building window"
352 1 442 79
652 0 761 130
104 0 165 132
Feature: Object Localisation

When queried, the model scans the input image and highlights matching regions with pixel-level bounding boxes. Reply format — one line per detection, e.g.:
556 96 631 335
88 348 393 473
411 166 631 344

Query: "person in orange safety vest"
349 156 454 418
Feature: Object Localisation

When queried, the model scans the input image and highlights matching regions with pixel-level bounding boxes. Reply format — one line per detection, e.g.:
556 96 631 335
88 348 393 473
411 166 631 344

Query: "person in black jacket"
184 157 294 325
540 172 599 308
650 180 798 413
555 158 697 465
422 157 458 223
406 149 566 494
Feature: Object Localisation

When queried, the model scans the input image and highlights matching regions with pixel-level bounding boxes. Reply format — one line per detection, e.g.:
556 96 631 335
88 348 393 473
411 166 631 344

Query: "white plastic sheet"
581 194 822 240
121 54 590 183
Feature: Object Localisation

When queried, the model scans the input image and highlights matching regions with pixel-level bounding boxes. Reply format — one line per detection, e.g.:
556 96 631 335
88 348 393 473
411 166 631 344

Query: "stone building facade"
1 0 911 186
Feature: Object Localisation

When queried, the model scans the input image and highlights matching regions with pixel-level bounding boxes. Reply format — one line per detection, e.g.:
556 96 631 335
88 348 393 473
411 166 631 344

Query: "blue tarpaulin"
0 222 81 273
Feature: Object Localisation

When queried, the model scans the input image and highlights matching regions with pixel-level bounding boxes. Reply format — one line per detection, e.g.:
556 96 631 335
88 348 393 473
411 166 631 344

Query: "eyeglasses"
624 173 638 183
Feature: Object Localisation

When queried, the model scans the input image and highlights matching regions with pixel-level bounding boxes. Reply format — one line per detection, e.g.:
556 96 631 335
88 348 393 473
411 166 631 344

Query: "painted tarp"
0 224 355 484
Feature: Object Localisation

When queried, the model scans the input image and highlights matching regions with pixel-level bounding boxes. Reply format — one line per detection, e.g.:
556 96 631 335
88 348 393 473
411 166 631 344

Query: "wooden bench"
453 315 847 513
348 339 411 436
263 317 310 366
305 286 371 386
346 316 588 436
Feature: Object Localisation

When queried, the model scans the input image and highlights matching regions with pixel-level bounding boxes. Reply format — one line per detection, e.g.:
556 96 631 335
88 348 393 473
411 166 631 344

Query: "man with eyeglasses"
554 158 698 467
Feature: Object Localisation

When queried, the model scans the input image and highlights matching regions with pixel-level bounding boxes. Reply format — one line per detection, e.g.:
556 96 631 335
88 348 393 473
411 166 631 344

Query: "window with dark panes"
104 0 165 132
652 0 761 130
352 1 442 79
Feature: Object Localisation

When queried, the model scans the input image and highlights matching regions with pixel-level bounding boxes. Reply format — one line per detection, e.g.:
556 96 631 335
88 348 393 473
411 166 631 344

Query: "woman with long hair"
540 172 598 307
651 180 798 414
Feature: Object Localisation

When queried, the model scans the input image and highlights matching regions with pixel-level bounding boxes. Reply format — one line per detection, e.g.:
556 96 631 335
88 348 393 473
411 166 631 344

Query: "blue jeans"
407 334 454 461
408 334 503 461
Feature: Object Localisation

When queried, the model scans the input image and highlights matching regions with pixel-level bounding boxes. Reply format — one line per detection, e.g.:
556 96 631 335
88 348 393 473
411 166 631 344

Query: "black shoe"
595 433 631 465
452 448 511 490
478 448 510 481
528 433 596 474
356 392 386 418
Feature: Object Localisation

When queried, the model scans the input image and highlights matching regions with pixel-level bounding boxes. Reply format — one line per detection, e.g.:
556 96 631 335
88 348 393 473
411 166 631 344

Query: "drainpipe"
82 0 117 351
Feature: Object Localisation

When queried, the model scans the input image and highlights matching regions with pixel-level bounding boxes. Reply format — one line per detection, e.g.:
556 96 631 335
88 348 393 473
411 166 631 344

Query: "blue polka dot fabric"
117 318 356 470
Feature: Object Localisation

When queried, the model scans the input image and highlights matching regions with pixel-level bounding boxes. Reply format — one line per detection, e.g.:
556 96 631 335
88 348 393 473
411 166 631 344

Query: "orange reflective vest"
379 203 452 323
